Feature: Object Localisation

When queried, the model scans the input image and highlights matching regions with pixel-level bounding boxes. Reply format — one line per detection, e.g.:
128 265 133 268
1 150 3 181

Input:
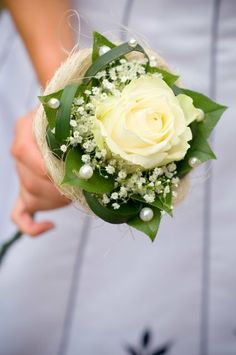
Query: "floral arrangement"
0 32 227 264
38 32 226 241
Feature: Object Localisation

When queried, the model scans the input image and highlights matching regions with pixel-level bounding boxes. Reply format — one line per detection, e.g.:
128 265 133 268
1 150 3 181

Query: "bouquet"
35 31 226 240
0 32 226 263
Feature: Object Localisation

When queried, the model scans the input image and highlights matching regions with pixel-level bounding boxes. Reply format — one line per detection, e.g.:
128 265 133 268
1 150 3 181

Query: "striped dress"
0 1 236 354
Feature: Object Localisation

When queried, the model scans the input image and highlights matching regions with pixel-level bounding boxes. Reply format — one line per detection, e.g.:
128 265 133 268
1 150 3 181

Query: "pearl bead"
47 97 60 109
139 207 154 222
128 38 137 48
150 55 156 61
150 60 157 67
196 108 205 122
188 157 201 168
78 165 93 180
99 45 110 56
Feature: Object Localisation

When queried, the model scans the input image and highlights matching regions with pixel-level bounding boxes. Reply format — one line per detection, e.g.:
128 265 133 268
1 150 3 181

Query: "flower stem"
0 230 22 266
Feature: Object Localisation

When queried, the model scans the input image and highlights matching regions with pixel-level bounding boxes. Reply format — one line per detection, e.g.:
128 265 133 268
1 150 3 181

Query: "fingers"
15 162 70 212
11 196 54 237
10 109 71 237
16 161 55 198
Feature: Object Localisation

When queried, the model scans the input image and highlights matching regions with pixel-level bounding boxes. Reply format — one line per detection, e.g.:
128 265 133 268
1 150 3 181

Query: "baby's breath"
66 57 179 211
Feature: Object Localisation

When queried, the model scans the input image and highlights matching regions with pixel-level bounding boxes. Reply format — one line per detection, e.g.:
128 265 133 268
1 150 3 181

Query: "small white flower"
109 159 117 166
95 70 106 79
109 68 117 81
83 140 96 152
111 192 119 200
171 177 180 186
101 149 107 157
60 144 67 153
69 137 76 145
153 167 163 177
143 193 155 203
102 79 114 90
70 119 77 127
149 175 157 182
82 154 91 163
92 87 100 95
119 59 127 64
102 194 110 204
73 131 80 138
118 170 127 179
167 163 177 172
112 202 120 210
74 97 84 105
137 177 146 189
51 128 55 134
84 90 91 96
148 182 155 187
164 185 170 196
119 186 128 198
165 171 174 179
120 76 128 83
77 107 85 115
137 66 145 75
85 103 94 111
95 151 102 159
105 165 115 174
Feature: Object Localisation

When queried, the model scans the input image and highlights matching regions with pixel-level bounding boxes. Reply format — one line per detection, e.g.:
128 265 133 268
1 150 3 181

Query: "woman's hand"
11 110 70 236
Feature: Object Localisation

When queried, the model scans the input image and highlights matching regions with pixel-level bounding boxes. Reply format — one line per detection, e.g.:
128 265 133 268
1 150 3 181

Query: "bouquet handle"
0 230 22 266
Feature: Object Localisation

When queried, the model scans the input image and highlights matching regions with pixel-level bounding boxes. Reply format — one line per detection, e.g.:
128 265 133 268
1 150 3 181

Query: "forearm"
4 0 75 87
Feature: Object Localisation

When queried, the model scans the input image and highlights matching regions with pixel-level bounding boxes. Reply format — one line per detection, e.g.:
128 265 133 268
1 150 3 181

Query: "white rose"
94 76 202 169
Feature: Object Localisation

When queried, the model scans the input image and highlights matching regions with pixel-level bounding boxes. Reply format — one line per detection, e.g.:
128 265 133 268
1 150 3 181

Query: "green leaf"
92 31 116 62
177 129 216 176
173 85 227 177
55 83 79 143
62 148 114 194
46 126 63 159
132 193 172 216
128 207 161 241
39 90 63 129
147 66 179 87
83 191 142 224
84 41 149 85
159 191 173 216
174 86 227 139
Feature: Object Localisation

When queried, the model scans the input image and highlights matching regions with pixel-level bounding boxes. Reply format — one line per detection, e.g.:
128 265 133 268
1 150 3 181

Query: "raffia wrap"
34 48 188 213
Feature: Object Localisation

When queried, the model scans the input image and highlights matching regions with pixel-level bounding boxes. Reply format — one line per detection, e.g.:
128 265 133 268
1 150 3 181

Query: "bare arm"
4 0 75 86
4 0 75 235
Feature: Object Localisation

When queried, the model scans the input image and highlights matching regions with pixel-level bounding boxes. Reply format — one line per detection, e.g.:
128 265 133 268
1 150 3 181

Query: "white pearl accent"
196 108 205 122
150 55 156 61
139 207 154 222
188 157 201 168
99 45 110 56
150 60 157 67
47 97 60 109
128 38 137 48
78 165 93 180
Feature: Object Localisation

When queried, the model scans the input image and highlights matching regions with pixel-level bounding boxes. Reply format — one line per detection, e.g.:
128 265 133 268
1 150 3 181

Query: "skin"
4 0 75 236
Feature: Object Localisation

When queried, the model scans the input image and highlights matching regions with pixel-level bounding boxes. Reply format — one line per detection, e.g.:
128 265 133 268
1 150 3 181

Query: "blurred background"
0 1 235 355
